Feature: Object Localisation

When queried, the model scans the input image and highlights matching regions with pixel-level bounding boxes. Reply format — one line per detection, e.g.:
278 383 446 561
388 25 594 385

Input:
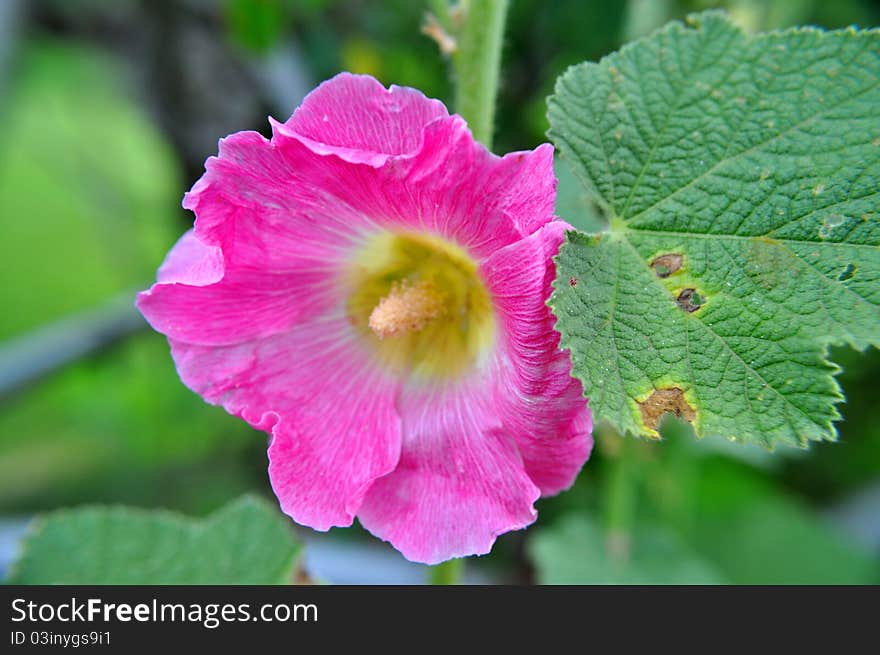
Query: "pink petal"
184 130 371 271
489 143 557 237
178 78 557 286
280 72 449 166
271 116 555 260
357 382 540 565
140 129 365 346
137 264 337 346
139 227 311 345
155 230 224 286
169 317 402 531
481 221 593 495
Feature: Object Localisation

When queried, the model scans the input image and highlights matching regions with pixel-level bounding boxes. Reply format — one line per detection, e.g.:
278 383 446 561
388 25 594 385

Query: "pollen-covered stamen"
349 231 494 378
368 279 446 339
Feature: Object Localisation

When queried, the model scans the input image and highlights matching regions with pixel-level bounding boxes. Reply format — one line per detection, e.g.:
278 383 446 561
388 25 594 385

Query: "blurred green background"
1 0 878 584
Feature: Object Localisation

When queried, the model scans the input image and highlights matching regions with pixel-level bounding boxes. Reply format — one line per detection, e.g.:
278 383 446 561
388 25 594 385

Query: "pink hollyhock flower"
137 73 592 564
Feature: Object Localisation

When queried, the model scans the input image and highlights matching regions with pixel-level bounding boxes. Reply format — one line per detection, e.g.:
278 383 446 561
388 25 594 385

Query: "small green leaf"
529 515 725 584
6 495 302 584
548 11 879 447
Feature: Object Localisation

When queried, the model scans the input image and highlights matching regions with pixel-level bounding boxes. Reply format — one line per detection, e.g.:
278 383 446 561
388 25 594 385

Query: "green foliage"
0 42 179 339
0 42 255 511
0 334 257 511
548 12 879 447
531 438 880 584
224 0 289 54
693 500 878 583
684 459 880 583
529 514 725 584
6 496 301 584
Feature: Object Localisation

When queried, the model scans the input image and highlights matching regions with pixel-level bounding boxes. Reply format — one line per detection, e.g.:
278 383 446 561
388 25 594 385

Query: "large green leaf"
548 12 879 447
6 496 302 584
529 515 725 584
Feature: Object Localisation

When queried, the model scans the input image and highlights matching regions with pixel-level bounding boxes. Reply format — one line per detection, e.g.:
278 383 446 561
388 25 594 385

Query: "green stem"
453 0 510 150
421 0 508 589
429 0 453 29
602 434 637 561
429 558 463 585
657 423 700 534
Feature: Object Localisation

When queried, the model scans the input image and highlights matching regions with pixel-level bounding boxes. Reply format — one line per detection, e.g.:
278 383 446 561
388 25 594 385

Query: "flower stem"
429 0 453 28
602 433 637 561
453 0 509 150
429 558 464 585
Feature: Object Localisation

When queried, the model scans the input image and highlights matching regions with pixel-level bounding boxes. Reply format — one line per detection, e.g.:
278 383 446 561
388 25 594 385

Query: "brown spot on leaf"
651 253 683 278
676 288 705 312
569 276 578 287
638 388 696 433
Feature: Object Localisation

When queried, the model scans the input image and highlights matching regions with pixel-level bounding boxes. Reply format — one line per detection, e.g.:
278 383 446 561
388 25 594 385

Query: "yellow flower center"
346 232 495 380
368 279 447 339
